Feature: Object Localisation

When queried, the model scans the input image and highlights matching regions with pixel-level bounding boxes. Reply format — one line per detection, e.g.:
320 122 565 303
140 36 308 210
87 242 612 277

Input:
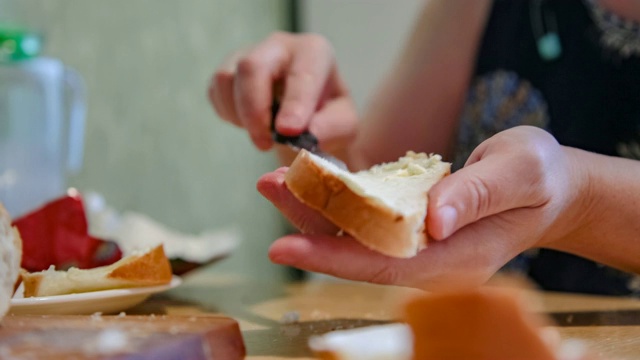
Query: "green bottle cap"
0 25 43 62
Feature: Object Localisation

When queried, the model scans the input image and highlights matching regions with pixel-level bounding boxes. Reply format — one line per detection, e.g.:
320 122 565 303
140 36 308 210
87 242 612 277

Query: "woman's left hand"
258 126 590 290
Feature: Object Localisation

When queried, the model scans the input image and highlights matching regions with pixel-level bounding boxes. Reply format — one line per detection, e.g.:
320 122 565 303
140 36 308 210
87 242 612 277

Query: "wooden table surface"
122 270 640 360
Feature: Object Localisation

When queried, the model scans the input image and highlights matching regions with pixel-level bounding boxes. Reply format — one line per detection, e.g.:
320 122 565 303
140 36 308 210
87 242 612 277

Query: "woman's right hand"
208 32 358 154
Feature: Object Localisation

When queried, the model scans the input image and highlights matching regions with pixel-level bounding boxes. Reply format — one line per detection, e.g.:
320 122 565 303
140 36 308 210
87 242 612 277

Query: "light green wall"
0 0 291 279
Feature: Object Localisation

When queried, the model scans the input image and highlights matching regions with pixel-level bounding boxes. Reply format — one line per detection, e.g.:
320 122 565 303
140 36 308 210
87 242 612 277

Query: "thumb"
427 152 547 240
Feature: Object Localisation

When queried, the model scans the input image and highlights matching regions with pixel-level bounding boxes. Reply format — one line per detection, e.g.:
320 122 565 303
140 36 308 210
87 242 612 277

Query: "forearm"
548 148 640 275
352 0 493 169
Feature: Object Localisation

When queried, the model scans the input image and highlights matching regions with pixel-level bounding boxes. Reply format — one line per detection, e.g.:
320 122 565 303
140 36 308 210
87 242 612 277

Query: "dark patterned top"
454 0 640 295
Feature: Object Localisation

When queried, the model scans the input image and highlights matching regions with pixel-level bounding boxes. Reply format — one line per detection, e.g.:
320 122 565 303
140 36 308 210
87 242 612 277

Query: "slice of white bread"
20 245 172 298
0 204 22 319
284 150 451 258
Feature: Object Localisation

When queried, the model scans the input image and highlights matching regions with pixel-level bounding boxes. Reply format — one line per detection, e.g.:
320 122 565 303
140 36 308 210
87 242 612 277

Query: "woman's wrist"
537 146 598 252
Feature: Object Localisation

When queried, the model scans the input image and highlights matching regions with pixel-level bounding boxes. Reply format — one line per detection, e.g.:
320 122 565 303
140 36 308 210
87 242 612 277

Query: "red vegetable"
13 191 122 272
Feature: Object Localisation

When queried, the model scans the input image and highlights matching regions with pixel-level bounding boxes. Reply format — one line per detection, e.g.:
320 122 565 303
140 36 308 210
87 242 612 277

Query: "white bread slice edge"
20 245 172 298
0 204 22 320
284 150 451 258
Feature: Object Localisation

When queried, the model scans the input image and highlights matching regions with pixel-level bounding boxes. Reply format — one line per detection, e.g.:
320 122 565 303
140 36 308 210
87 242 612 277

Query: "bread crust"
19 269 41 298
108 245 172 284
284 151 449 258
0 204 21 319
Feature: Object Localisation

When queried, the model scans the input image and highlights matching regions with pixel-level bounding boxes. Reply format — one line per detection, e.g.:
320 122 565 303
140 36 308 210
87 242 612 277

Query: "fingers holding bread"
267 225 500 290
260 149 540 290
427 126 561 240
268 233 416 286
264 147 554 289
257 167 340 235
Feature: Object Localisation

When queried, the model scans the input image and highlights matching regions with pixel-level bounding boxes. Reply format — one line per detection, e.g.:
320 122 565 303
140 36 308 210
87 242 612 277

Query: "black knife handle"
270 99 319 152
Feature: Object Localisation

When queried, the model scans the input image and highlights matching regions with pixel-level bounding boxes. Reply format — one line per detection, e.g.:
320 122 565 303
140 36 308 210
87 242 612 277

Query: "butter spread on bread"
20 245 172 297
284 150 451 258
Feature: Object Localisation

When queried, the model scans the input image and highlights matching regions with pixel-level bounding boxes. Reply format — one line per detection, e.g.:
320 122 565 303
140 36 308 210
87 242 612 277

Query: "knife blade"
270 98 348 170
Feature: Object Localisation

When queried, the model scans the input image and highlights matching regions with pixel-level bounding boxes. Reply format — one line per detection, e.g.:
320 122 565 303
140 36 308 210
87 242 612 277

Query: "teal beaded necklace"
530 0 563 61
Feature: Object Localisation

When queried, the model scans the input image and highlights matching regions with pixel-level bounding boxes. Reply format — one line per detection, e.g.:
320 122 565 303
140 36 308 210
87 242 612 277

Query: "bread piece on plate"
0 204 22 320
21 245 172 298
284 150 450 258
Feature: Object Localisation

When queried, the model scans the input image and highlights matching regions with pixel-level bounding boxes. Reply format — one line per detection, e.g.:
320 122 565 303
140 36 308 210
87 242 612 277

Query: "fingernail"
276 114 304 133
438 205 458 238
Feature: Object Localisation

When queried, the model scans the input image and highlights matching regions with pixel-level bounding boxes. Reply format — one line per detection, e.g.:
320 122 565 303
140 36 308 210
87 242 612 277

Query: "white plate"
9 276 182 316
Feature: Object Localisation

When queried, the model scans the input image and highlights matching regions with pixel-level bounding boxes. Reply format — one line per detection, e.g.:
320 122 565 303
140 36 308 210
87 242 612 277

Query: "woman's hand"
257 126 591 290
208 32 358 155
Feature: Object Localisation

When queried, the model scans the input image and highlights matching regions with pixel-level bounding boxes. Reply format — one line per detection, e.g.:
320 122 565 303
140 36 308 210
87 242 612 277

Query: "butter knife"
270 99 348 170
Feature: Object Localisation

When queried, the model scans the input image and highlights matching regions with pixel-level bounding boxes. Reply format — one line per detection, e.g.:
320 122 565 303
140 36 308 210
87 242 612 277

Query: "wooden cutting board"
0 314 245 359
